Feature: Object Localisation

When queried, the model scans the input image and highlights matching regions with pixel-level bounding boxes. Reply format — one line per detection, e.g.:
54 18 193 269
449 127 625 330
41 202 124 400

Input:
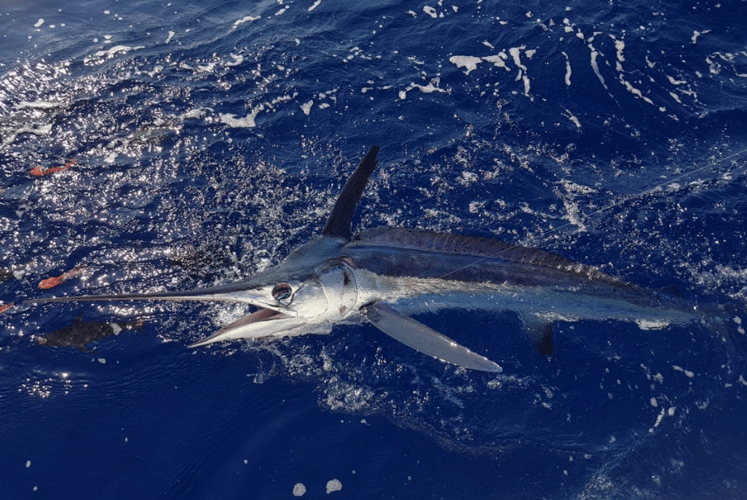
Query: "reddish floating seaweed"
30 159 77 177
38 266 85 289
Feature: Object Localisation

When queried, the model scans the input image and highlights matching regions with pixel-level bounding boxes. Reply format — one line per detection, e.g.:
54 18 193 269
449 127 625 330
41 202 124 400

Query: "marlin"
28 146 712 372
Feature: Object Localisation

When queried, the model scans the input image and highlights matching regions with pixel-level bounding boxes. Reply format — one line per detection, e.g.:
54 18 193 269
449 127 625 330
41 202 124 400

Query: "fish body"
28 146 713 371
342 227 699 329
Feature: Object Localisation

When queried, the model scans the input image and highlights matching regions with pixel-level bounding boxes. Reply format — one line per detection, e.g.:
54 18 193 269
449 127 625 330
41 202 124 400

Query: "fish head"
190 252 359 347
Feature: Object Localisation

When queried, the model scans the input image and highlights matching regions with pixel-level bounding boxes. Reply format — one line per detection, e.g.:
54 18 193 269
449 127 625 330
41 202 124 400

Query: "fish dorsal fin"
322 145 380 240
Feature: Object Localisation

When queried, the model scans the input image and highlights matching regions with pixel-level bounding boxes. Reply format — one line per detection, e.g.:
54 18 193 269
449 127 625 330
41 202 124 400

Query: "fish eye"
271 283 293 302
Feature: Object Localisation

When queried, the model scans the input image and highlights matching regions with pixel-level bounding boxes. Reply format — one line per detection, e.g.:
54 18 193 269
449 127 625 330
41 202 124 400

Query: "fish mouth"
189 307 292 347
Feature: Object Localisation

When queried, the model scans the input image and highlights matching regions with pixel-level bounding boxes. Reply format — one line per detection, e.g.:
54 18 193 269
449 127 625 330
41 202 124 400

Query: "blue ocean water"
2 0 747 498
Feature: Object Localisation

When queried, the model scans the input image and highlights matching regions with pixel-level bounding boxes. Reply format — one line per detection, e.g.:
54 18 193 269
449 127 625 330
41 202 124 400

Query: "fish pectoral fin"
522 314 554 356
361 301 502 373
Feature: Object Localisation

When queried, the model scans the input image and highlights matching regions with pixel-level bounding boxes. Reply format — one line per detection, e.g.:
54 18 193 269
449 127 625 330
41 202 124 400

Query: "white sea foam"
564 109 581 128
666 75 687 85
231 15 260 32
588 44 607 89
226 54 243 67
673 365 695 378
620 78 657 107
220 107 263 128
509 47 531 96
402 79 448 98
706 52 747 78
449 55 482 74
90 45 145 62
635 319 670 330
562 51 572 86
482 54 510 71
412 82 446 94
293 483 306 496
326 479 342 494
179 108 213 121
691 30 710 44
